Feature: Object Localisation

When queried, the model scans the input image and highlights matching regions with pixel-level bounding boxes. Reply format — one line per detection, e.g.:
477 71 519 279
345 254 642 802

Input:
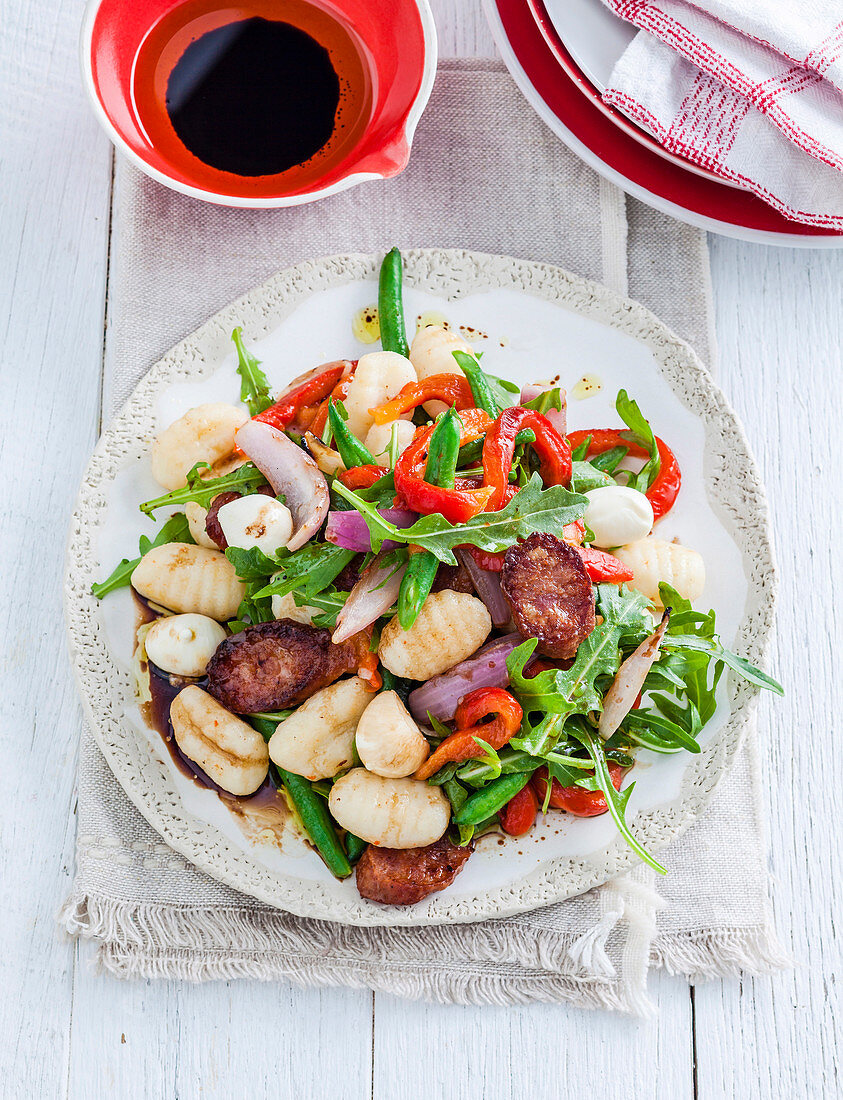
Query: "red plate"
485 0 843 244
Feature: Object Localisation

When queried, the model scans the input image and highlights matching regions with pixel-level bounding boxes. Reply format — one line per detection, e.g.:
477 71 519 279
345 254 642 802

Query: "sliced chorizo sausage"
500 532 595 660
206 619 369 714
355 836 474 905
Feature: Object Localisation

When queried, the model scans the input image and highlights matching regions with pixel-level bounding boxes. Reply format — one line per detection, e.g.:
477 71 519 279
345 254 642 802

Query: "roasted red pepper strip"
499 783 539 836
482 407 573 510
567 428 681 521
370 374 475 426
415 687 523 781
357 650 383 692
255 361 351 431
339 464 388 490
310 374 354 437
576 547 634 584
532 762 624 817
395 408 493 524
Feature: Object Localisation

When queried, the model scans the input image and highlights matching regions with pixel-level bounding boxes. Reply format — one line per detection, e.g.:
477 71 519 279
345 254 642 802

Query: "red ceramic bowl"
81 0 437 206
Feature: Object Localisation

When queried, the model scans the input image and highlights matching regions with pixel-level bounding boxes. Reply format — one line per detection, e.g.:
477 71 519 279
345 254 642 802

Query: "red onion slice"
326 508 417 554
235 419 329 552
519 384 567 437
408 633 523 724
457 547 510 627
598 611 670 739
332 549 407 645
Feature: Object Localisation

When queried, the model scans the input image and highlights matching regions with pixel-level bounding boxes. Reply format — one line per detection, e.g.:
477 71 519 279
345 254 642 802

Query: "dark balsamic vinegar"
165 17 340 176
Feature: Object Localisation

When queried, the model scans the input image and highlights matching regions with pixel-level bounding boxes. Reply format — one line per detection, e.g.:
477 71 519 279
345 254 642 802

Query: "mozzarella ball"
364 418 417 462
342 351 416 440
328 769 450 849
614 537 705 605
132 543 245 621
216 494 293 556
144 613 226 677
170 686 268 795
583 485 654 548
355 691 430 778
409 325 472 416
184 501 217 549
378 590 492 680
268 677 373 781
271 590 319 625
151 403 247 490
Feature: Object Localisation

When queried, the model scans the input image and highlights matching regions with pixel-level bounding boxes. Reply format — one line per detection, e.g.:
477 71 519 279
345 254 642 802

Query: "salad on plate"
93 248 781 906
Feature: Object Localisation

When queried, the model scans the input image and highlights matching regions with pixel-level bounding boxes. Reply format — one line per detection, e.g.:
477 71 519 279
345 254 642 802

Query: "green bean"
424 407 461 488
328 399 376 468
273 766 352 879
398 409 461 629
344 832 367 864
452 349 502 417
457 427 535 467
452 772 531 826
378 247 409 358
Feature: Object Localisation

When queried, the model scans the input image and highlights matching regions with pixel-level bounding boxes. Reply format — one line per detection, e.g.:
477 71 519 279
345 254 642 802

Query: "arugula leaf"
232 326 273 416
91 512 194 598
225 545 284 582
615 390 660 491
522 387 563 416
333 473 588 565
589 446 629 474
139 462 267 516
573 727 667 874
507 586 652 718
569 460 614 494
252 542 355 601
305 589 350 630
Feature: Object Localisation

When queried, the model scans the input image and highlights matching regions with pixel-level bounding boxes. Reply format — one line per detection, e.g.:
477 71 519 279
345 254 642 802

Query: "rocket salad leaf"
332 473 589 565
139 461 267 516
91 512 194 599
232 327 273 416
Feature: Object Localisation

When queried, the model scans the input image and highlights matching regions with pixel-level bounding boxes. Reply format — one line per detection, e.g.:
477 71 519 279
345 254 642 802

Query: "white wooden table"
2 1 840 1096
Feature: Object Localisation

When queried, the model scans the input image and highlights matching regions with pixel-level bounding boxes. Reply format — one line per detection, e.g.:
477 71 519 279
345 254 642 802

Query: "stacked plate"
484 0 843 246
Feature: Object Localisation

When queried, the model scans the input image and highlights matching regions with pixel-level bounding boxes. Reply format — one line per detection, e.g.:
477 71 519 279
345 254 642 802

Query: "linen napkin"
601 0 843 227
62 60 785 1013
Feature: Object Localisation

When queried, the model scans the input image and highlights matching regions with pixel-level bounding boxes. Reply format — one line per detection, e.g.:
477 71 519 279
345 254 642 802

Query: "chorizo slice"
355 836 474 905
206 619 369 714
431 561 474 594
500 532 595 660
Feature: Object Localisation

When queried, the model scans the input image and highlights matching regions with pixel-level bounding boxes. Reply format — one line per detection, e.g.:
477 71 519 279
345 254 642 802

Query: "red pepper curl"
531 762 625 817
394 408 494 525
370 374 476 426
482 407 573 511
255 360 353 433
499 784 539 836
414 687 523 781
567 428 681 521
339 464 389 490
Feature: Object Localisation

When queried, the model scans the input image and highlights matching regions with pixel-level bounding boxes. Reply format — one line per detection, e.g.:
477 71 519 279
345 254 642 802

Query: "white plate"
65 249 775 926
543 0 635 91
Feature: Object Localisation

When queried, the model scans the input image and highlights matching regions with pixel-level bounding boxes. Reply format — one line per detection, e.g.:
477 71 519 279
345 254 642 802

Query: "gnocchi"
268 676 372 780
270 590 319 625
342 351 416 440
409 325 472 416
144 613 226 677
378 590 492 679
614 537 705 605
170 685 269 795
184 501 217 549
328 769 450 848
583 485 654 548
132 543 245 621
151 403 248 491
364 418 416 461
216 494 294 555
355 690 430 778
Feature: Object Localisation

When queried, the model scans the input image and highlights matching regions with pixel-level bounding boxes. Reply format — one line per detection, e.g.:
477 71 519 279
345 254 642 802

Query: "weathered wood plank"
0 0 112 1095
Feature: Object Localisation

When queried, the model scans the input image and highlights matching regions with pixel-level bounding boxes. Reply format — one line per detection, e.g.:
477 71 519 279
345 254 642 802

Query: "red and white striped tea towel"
600 0 843 227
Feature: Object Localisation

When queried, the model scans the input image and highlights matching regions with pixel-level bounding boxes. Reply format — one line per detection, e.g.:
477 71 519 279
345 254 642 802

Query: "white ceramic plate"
65 249 775 926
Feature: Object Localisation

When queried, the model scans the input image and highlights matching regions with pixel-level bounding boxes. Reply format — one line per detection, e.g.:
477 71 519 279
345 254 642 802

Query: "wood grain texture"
0 1 111 1097
2 1 840 1098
